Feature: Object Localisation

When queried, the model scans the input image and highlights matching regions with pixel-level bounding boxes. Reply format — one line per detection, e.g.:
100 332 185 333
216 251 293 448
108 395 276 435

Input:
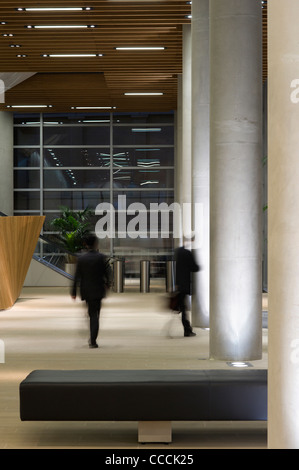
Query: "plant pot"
65 262 76 277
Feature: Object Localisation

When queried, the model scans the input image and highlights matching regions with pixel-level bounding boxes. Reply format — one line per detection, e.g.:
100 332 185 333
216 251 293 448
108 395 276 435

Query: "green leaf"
51 206 93 253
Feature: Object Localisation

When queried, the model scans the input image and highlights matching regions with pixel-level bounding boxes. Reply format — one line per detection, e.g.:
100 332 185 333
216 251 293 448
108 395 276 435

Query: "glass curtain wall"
13 112 175 277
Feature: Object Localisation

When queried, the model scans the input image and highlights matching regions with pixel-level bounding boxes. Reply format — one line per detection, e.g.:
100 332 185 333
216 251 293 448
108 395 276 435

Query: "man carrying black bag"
175 237 199 337
71 234 111 348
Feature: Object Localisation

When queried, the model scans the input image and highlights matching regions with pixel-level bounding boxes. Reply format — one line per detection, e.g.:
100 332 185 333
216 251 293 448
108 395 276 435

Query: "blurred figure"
71 234 111 348
175 237 199 337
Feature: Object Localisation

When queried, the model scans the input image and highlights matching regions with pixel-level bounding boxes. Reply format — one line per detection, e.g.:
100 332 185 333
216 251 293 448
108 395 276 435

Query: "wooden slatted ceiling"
0 1 267 113
262 1 267 83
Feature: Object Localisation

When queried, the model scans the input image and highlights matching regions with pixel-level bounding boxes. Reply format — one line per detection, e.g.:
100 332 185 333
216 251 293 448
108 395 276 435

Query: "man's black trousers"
86 299 102 345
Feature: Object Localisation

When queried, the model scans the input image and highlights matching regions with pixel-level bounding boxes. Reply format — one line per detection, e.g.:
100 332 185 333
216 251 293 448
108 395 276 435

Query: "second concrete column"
209 0 263 361
191 0 210 328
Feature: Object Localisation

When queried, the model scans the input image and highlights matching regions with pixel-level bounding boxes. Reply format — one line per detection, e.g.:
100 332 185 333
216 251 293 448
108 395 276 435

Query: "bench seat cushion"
19 369 267 421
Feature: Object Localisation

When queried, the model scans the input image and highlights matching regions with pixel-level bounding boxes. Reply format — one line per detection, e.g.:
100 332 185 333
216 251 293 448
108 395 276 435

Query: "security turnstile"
140 260 150 293
113 259 124 293
166 260 176 293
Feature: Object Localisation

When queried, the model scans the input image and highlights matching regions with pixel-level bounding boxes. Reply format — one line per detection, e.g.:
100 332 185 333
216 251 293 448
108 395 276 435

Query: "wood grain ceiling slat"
0 0 188 112
0 1 267 113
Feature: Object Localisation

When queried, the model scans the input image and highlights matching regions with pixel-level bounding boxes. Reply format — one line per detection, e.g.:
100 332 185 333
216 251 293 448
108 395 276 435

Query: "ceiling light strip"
6 105 52 108
116 47 165 51
18 7 92 12
71 106 116 110
124 92 164 96
26 25 96 29
43 54 103 58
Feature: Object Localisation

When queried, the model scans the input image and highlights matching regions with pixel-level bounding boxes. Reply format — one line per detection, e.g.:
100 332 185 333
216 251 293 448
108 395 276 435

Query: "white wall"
24 258 71 287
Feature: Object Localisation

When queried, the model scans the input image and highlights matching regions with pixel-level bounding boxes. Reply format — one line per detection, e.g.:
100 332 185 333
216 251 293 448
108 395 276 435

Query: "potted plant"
51 207 93 271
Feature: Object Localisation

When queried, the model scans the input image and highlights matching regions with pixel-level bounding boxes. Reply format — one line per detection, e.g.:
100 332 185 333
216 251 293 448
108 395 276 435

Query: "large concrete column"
181 24 192 239
268 0 299 449
174 74 183 248
191 0 210 328
0 111 13 215
209 0 263 360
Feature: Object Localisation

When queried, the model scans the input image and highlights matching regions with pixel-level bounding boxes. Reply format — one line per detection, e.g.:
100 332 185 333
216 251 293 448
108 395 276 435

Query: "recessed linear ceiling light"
6 104 52 108
124 92 164 96
108 0 161 2
43 54 103 58
116 47 165 51
71 106 116 110
17 7 92 12
26 24 96 29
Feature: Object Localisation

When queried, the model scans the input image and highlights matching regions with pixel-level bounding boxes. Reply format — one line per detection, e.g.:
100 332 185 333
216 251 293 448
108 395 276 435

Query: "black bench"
19 369 267 443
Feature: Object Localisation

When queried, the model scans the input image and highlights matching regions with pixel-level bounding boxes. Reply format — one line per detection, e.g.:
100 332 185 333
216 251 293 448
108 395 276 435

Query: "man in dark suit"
71 234 111 348
175 238 199 337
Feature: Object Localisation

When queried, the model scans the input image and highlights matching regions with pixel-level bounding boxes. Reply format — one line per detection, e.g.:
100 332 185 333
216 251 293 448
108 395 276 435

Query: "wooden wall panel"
0 216 45 310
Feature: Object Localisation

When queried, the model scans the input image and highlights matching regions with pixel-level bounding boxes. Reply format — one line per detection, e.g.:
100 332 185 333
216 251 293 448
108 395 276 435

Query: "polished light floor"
0 281 268 449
